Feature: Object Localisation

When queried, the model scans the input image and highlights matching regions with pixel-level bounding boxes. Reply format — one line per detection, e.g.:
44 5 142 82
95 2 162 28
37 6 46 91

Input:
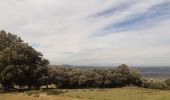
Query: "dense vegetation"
0 30 170 91
0 30 49 90
47 64 142 89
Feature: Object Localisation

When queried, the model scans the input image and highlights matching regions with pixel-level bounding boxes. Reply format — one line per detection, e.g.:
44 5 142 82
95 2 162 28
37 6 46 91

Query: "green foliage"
0 30 49 90
165 79 170 86
49 64 143 89
142 79 169 90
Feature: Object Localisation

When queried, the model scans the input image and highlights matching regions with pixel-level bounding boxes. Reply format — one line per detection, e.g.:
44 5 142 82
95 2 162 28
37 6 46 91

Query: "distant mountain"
50 64 75 68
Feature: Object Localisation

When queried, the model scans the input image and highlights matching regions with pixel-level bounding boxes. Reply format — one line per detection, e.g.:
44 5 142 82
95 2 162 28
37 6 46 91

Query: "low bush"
142 79 169 90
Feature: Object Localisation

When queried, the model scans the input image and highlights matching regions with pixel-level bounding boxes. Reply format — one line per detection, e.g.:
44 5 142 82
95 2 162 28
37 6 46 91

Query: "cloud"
0 0 170 66
92 0 137 17
101 1 170 33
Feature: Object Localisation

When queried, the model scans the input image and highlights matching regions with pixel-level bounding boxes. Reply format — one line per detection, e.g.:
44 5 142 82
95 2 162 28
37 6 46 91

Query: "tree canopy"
0 30 49 90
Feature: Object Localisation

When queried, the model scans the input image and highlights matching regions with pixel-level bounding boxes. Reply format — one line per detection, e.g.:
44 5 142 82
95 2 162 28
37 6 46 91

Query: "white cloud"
0 0 170 66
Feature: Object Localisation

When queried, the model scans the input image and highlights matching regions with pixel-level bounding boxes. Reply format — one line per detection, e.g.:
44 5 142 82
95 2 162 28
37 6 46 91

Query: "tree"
129 68 142 86
165 79 170 87
113 64 131 87
93 69 114 88
0 30 49 90
51 67 70 88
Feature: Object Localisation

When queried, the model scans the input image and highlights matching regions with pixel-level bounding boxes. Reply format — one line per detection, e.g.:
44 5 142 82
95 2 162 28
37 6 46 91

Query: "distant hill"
137 67 170 79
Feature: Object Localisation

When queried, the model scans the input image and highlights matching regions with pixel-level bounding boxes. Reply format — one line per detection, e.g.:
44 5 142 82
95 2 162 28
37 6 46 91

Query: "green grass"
1 87 170 100
60 87 170 100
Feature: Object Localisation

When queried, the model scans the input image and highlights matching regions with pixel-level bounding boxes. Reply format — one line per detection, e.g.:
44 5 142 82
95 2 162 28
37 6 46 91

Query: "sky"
0 0 170 66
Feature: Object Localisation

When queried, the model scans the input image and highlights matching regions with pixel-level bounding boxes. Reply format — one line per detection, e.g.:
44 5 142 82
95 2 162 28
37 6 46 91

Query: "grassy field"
1 87 170 100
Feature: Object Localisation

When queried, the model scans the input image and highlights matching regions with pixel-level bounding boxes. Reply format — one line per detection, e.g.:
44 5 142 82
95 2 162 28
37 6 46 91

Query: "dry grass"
1 87 170 100
0 93 78 100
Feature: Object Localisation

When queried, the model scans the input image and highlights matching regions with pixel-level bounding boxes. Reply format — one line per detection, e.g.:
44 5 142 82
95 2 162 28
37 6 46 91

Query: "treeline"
46 64 142 89
1 30 170 90
44 65 170 90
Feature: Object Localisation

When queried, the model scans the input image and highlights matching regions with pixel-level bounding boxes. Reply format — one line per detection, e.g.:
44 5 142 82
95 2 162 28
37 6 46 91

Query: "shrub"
165 79 170 86
142 79 169 90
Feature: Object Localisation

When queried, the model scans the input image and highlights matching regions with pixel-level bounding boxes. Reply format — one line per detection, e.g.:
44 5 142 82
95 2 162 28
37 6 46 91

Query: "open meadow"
1 87 170 100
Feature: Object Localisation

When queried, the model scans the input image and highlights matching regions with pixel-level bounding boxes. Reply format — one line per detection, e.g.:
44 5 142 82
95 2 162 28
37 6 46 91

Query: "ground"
1 87 170 100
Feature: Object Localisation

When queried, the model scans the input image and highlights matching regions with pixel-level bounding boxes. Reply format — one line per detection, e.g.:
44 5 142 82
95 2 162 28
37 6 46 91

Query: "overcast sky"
1 0 170 66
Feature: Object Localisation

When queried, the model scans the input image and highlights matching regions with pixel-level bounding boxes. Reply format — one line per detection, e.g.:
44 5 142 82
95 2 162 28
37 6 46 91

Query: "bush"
142 79 169 90
165 79 170 86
